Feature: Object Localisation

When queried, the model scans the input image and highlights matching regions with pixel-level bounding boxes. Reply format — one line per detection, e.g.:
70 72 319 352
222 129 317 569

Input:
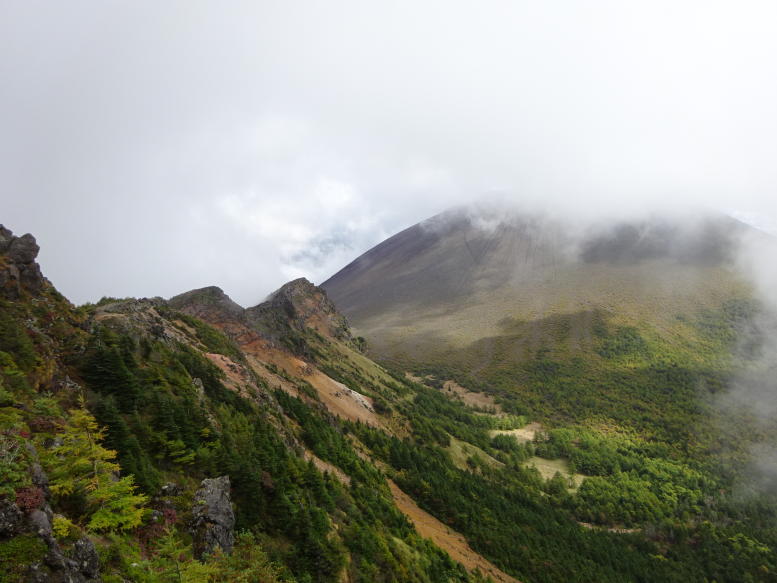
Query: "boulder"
8 234 40 264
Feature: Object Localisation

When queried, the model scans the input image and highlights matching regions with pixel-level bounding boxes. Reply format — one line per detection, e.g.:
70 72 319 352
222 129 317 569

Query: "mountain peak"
248 277 352 342
169 285 244 317
321 207 757 363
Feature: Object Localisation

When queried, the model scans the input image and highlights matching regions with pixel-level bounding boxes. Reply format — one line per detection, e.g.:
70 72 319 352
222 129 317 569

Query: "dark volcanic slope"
321 207 754 362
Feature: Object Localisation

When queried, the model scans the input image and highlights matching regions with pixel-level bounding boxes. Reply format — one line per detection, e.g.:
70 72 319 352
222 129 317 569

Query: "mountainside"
0 225 486 583
3 220 777 583
322 207 753 364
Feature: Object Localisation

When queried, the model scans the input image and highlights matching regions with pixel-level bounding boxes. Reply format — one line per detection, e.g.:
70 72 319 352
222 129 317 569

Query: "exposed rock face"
1 500 101 583
0 225 46 298
190 476 235 560
0 449 101 582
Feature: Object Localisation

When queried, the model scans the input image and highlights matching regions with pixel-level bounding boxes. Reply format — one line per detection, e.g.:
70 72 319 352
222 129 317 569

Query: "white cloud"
2 0 777 305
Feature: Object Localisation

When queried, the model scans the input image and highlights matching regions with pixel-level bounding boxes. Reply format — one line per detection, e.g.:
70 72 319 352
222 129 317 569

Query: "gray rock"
71 537 100 579
28 509 52 536
0 498 24 537
30 463 50 494
8 233 40 264
190 475 235 560
0 225 13 252
35 532 101 583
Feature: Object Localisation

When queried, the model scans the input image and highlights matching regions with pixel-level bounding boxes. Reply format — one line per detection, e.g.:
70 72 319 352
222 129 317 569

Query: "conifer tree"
46 403 147 531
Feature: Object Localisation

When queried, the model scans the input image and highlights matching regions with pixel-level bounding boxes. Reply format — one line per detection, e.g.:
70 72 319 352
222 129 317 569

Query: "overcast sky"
2 1 777 306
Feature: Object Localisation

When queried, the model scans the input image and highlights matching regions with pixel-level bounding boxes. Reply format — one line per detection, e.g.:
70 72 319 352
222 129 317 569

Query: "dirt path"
388 480 520 583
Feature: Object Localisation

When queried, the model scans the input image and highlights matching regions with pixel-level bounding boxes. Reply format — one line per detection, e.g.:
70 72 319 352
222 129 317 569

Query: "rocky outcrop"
0 225 46 299
169 287 263 347
0 498 25 537
0 447 101 582
168 286 245 320
25 532 101 583
189 476 235 560
70 538 100 580
1 497 101 583
246 278 353 343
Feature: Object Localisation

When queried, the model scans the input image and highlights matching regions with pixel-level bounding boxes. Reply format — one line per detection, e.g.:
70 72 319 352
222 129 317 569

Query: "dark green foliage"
81 329 141 412
73 322 474 582
93 396 161 493
356 424 678 583
4 266 776 582
0 301 38 372
175 343 253 414
0 534 48 582
0 351 32 396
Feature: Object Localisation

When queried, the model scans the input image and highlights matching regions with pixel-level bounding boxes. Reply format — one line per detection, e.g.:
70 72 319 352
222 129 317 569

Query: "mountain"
322 206 752 364
3 219 777 583
321 207 772 432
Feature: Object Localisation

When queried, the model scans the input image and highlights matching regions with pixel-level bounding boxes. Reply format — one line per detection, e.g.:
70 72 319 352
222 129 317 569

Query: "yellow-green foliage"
0 430 31 498
100 530 288 583
44 404 147 531
52 515 80 541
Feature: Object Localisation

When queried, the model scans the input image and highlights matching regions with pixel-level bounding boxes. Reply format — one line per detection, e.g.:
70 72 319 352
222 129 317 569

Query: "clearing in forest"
523 456 585 490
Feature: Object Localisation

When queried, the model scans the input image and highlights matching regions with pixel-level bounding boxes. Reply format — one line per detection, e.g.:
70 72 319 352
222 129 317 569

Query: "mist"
2 1 777 305
718 231 777 495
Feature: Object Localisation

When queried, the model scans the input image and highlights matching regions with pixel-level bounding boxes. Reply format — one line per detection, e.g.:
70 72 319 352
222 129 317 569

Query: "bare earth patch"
523 456 585 491
442 380 502 412
489 422 542 444
246 355 301 397
204 353 255 399
303 450 351 486
238 341 382 427
388 480 520 583
447 436 503 471
293 358 380 427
